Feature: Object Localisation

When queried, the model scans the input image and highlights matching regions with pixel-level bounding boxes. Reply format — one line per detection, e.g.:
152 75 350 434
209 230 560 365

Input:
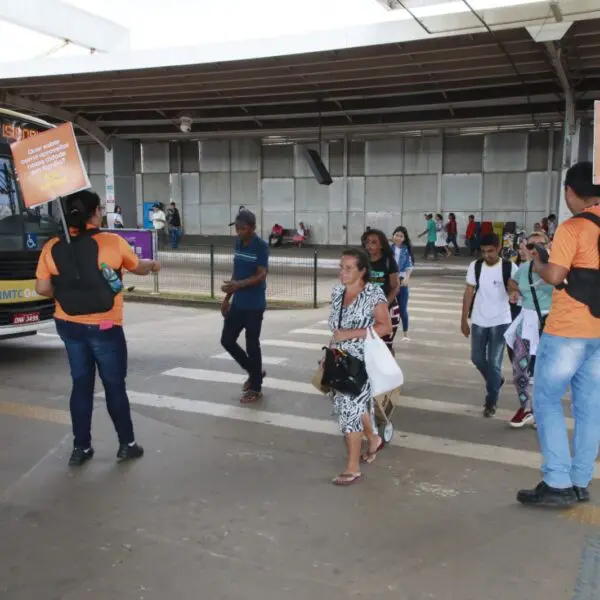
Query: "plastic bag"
364 327 404 396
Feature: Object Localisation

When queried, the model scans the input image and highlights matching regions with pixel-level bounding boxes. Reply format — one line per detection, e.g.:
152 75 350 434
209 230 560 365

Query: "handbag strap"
338 287 346 330
528 261 544 325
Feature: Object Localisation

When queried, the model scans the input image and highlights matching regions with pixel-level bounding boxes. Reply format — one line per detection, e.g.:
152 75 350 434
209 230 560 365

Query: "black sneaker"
483 405 497 418
69 447 94 466
517 481 577 507
574 486 591 503
117 443 144 462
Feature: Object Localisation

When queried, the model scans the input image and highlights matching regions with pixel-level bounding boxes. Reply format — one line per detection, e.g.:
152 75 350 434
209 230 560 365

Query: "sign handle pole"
56 198 71 243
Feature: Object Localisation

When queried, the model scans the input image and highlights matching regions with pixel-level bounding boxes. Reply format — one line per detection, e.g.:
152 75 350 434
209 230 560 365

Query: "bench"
269 228 310 247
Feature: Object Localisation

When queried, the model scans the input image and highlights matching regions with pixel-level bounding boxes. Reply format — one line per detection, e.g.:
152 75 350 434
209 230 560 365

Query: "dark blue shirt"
232 235 269 310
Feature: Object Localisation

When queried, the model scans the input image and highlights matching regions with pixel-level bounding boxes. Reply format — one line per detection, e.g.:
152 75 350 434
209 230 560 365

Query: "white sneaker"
402 336 410 342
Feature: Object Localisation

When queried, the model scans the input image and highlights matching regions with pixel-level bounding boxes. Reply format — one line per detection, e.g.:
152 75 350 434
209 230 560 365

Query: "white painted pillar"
104 141 136 228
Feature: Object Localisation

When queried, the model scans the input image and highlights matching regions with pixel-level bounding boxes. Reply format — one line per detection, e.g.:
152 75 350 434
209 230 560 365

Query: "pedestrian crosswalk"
114 276 576 477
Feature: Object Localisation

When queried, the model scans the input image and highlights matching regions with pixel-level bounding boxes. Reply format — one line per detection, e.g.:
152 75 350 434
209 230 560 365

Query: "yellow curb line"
560 504 600 526
0 400 70 425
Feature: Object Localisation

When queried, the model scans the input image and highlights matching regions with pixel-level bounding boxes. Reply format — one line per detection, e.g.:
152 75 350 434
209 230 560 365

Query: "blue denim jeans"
55 319 135 449
396 285 409 333
220 307 265 392
169 226 181 249
533 334 600 489
471 323 509 407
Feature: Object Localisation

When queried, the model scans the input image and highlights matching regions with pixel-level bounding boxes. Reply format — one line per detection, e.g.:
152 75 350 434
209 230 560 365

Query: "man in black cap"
221 209 269 403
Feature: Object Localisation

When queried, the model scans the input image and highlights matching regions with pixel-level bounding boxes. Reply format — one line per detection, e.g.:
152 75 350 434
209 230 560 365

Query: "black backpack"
50 229 121 316
559 212 600 318
469 259 515 319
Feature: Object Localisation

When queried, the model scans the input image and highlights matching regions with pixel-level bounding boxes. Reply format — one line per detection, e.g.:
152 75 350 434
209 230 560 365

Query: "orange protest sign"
594 101 600 185
10 122 90 208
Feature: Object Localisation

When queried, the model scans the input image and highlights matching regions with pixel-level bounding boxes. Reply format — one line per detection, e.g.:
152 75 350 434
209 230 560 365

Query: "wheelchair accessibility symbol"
25 233 38 250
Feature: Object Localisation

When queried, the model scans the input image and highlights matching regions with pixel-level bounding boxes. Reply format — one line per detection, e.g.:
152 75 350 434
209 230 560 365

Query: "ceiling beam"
95 93 568 127
0 92 110 149
0 0 129 52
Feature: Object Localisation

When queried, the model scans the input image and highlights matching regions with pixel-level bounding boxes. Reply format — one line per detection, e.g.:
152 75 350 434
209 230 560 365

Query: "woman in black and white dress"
328 249 392 486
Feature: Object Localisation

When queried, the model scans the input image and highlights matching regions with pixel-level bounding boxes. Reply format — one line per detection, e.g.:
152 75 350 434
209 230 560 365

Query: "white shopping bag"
364 327 404 396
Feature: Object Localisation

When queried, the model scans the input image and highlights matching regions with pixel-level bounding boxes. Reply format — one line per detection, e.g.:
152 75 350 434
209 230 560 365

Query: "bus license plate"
12 312 40 325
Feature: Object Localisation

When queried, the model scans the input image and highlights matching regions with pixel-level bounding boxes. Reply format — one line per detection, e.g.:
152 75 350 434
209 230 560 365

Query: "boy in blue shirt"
220 210 269 403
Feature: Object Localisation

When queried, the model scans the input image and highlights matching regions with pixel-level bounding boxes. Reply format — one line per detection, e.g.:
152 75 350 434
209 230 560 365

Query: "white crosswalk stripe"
121 391 589 476
290 328 469 350
212 352 288 365
119 278 558 474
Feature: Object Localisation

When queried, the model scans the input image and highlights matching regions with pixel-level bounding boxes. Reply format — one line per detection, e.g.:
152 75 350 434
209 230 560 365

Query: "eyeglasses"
525 243 536 250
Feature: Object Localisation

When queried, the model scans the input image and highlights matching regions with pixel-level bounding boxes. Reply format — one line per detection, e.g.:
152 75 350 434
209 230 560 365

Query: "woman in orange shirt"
35 190 160 466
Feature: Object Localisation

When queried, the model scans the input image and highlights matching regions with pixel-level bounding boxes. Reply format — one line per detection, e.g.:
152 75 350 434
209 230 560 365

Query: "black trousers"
220 306 265 392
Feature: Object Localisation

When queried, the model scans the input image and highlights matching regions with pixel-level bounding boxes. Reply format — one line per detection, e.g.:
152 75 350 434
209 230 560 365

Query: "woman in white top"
434 213 451 257
107 205 124 229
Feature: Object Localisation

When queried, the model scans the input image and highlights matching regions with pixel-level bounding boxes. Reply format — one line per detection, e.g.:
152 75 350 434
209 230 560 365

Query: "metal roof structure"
1 2 600 144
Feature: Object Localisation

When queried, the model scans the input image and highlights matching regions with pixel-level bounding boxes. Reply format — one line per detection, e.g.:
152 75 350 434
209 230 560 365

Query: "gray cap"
229 209 256 227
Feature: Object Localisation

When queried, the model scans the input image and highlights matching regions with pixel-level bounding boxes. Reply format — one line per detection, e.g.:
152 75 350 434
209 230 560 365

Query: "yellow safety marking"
0 400 70 425
560 504 600 526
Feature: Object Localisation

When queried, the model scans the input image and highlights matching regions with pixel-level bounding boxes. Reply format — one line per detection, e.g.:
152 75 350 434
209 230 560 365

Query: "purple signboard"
106 229 154 260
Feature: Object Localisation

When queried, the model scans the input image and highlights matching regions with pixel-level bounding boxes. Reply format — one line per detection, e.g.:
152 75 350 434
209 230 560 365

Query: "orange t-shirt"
544 205 600 339
35 232 139 326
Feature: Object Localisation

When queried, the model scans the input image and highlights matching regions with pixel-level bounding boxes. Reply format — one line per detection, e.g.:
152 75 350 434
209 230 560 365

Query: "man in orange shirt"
36 190 160 466
517 162 600 507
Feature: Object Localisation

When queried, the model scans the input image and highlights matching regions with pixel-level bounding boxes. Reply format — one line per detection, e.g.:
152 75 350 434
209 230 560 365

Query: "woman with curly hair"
361 228 400 355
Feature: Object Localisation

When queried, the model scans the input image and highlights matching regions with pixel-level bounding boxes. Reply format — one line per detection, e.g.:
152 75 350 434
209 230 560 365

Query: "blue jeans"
170 226 181 249
446 234 459 254
533 334 600 489
55 319 135 449
396 285 409 333
471 323 509 407
220 307 265 392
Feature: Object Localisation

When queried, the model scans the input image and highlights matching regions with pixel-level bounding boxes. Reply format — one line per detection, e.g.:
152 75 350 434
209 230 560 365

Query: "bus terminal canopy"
1 0 600 143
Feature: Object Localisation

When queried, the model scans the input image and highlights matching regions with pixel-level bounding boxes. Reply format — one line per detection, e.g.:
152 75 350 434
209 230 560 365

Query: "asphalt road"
0 275 594 600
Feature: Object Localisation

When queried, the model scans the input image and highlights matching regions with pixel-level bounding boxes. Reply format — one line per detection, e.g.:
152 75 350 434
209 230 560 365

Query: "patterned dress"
328 283 387 434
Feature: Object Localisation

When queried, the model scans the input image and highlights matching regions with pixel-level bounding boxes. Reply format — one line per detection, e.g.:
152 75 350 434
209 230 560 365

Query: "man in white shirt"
461 233 518 417
151 204 167 247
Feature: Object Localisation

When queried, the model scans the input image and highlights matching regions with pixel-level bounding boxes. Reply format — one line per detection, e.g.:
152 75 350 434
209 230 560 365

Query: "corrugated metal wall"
80 126 599 245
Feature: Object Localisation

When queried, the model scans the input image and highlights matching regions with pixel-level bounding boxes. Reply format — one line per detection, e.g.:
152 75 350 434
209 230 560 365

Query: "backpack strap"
572 212 600 268
474 259 483 290
468 259 484 318
501 259 512 291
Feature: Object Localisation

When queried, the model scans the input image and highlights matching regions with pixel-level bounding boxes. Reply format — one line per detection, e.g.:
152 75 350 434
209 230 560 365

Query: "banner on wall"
105 228 154 260
594 100 600 185
10 122 90 208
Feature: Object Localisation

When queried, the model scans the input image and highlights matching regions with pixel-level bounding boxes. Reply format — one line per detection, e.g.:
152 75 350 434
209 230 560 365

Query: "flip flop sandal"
240 390 263 404
361 440 385 464
332 472 362 486
243 371 266 392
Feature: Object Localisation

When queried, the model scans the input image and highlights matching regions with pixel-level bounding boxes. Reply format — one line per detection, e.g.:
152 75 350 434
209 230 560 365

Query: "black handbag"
320 288 368 396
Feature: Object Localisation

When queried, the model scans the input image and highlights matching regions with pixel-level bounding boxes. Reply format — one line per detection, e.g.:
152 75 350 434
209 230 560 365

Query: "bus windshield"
0 111 62 252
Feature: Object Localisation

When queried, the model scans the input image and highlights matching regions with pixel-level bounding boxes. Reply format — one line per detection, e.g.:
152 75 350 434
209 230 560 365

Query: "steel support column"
545 41 578 223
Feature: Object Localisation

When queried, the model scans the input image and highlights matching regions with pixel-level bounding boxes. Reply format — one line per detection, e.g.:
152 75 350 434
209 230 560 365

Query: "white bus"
0 108 63 339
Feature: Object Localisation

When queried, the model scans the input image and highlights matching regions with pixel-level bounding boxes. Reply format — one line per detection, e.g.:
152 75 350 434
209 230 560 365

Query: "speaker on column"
303 148 333 186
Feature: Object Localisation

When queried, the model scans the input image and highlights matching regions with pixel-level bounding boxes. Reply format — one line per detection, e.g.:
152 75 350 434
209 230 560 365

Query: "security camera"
179 116 193 133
